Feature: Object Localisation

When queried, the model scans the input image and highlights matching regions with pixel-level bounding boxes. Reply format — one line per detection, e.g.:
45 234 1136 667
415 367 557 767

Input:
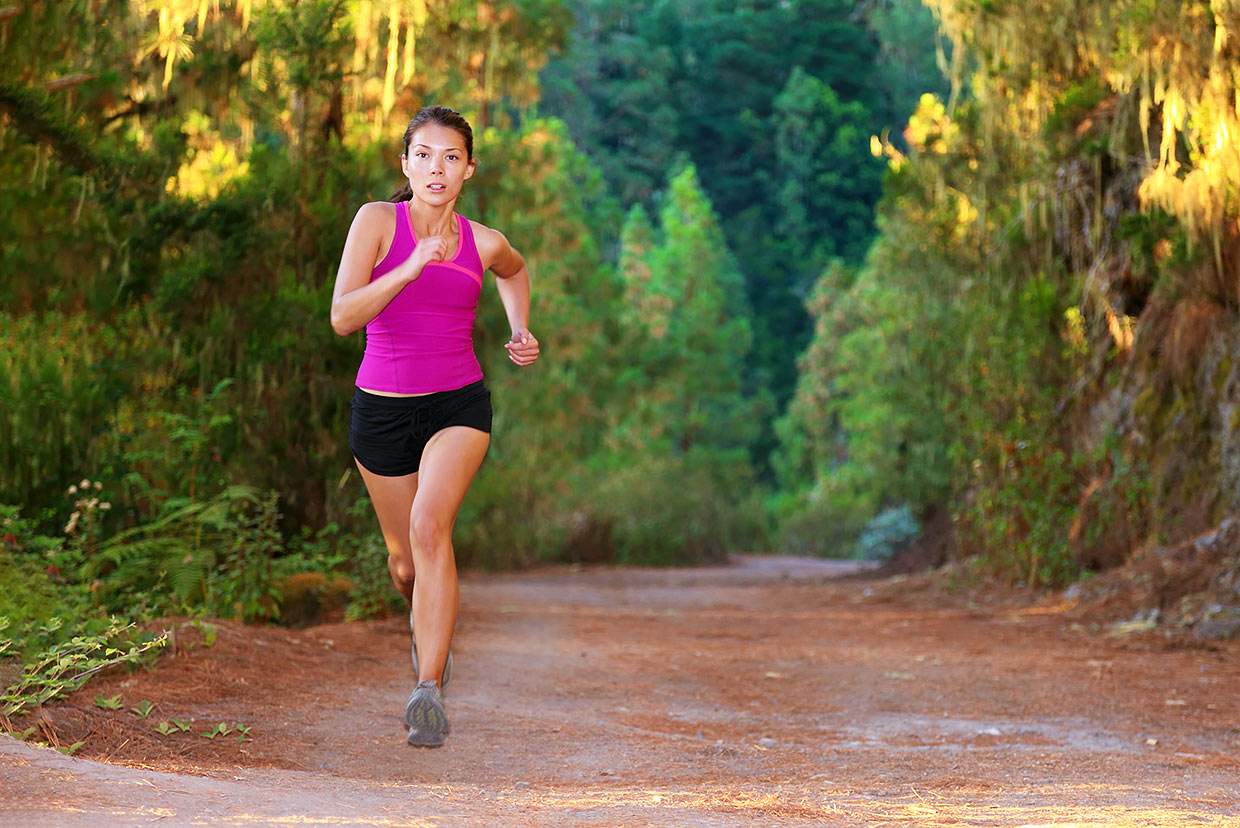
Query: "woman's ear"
400 153 409 177
463 158 476 181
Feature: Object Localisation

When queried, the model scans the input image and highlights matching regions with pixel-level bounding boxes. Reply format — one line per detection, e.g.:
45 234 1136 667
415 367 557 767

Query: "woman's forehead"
411 123 466 150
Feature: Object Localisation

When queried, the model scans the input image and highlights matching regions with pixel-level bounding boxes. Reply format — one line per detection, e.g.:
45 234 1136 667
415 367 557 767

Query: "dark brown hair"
389 106 475 202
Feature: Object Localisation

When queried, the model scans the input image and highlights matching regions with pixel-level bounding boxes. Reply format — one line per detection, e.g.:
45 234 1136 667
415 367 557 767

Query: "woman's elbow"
330 307 355 337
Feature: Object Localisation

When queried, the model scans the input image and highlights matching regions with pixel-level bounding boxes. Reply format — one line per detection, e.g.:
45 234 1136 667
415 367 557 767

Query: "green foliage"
771 88 1084 580
775 0 1240 585
84 485 281 617
156 718 193 735
0 314 130 511
594 446 768 565
2 0 951 614
0 617 167 719
601 165 769 561
94 693 123 710
856 505 920 563
344 534 406 622
201 721 232 739
207 490 283 623
0 509 79 653
540 0 909 412
450 118 625 566
864 0 953 129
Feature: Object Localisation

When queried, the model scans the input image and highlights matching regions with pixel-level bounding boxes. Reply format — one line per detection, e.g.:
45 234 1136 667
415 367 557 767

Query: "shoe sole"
404 693 449 747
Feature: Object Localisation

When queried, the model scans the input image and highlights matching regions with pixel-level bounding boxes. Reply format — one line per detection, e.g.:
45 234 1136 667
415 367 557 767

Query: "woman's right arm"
330 203 430 336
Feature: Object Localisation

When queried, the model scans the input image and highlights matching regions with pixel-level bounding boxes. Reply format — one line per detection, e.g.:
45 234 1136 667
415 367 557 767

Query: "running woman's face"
401 123 475 205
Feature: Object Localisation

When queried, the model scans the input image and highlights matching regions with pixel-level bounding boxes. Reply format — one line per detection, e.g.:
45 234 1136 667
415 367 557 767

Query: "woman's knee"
387 554 415 586
410 511 451 556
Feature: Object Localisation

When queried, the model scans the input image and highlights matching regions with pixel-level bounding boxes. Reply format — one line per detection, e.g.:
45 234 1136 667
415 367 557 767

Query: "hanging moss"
1213 354 1233 397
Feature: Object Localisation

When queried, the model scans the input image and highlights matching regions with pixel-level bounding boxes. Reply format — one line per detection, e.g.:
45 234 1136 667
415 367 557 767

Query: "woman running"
330 105 539 747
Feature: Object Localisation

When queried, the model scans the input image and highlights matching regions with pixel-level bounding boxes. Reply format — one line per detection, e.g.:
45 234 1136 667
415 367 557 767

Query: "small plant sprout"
130 700 154 719
154 721 174 736
55 741 85 756
191 620 218 648
171 719 192 732
235 723 252 743
94 693 123 710
202 722 232 739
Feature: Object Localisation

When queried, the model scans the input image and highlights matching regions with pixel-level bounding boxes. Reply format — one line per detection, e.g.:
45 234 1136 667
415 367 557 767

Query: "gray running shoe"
404 680 449 747
410 614 452 690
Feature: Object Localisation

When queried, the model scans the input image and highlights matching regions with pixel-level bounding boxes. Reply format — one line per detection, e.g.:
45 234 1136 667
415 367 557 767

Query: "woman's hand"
398 235 449 283
505 328 540 367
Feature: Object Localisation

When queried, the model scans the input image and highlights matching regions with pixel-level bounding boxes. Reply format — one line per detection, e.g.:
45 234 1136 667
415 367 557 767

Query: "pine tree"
603 164 764 561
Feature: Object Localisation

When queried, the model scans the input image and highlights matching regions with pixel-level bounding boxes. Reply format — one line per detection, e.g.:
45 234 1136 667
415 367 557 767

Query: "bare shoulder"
355 200 400 231
467 220 523 275
467 219 510 261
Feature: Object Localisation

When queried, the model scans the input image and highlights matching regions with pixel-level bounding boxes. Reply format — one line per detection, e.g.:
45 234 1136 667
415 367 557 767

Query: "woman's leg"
354 461 419 606
409 425 490 685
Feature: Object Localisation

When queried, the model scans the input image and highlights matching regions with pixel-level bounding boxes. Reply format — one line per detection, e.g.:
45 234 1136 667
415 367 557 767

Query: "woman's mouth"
427 183 446 192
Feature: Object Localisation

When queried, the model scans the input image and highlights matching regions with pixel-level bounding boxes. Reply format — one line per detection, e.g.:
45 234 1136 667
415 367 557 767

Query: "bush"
856 505 919 562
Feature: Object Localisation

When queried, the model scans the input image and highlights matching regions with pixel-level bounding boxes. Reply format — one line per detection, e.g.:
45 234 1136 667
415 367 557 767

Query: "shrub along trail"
2 557 1238 827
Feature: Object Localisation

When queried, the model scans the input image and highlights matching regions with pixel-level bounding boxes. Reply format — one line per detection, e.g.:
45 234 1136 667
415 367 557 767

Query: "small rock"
758 737 777 748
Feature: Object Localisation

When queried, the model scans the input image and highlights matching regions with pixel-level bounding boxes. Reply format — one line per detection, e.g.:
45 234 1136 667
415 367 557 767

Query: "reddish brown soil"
2 556 1239 827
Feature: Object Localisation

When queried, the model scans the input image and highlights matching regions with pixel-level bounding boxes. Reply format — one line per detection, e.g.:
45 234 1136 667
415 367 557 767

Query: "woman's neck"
407 199 458 238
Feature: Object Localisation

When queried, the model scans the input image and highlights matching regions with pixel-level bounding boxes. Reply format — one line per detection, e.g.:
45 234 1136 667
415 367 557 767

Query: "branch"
103 95 178 125
0 78 105 177
46 72 98 92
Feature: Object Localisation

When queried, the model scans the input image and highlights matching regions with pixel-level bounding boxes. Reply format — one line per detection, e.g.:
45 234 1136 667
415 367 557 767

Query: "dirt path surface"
3 556 1239 827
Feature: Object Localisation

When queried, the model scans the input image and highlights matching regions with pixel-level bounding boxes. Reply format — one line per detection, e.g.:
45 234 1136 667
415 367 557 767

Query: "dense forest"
3 0 1240 710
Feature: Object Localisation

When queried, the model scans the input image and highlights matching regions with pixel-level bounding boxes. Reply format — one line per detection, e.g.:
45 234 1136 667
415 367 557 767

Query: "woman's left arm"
480 225 540 367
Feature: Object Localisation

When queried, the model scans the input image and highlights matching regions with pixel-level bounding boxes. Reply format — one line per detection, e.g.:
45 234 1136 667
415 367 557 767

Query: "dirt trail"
2 556 1239 827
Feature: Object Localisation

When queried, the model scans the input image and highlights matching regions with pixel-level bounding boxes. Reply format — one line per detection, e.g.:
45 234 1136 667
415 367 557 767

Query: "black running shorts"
348 381 492 477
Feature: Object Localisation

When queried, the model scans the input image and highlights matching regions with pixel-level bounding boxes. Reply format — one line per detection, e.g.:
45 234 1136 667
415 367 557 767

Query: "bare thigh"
355 460 418 574
411 426 491 537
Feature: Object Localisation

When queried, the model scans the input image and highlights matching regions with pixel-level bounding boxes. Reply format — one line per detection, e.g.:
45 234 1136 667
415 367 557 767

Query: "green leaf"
202 721 231 739
130 700 154 719
94 693 123 710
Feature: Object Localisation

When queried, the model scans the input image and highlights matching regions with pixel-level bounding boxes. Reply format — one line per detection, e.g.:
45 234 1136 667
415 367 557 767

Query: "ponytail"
389 180 413 202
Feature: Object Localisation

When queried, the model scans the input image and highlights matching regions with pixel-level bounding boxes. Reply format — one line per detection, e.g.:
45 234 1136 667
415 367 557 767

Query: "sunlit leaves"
139 2 197 90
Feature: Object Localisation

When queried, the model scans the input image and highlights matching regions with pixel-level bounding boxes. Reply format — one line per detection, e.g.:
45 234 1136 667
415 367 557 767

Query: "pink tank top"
354 205 485 394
